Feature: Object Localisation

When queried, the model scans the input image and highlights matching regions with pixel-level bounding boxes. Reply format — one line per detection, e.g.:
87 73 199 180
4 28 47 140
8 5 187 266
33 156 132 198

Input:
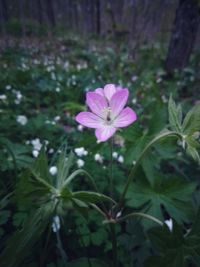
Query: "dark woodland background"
0 0 200 73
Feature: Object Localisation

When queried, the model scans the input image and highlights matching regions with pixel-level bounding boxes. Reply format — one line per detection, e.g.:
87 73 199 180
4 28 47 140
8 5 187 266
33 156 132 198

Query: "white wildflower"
31 138 42 151
77 159 85 168
48 148 54 154
94 153 103 163
52 216 61 232
132 98 137 104
55 87 60 92
165 218 173 232
16 115 28 125
118 155 124 163
5 85 11 90
32 150 39 158
49 166 58 176
77 124 84 131
131 75 138 82
112 152 118 159
16 91 22 100
54 116 60 122
74 147 88 157
0 94 7 100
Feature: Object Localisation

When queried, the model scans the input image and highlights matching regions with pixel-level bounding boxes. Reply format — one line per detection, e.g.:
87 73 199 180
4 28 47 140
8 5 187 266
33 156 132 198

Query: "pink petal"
76 112 103 128
103 84 117 101
86 92 107 118
95 88 104 97
95 126 116 142
110 89 129 118
113 107 137 128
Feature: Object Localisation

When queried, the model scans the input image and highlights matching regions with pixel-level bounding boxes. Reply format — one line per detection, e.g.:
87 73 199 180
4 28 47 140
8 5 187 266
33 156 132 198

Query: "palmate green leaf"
125 133 151 165
0 204 54 267
126 174 195 228
0 137 33 170
146 209 200 267
147 103 168 136
15 168 52 210
182 104 200 135
185 135 200 164
168 95 183 133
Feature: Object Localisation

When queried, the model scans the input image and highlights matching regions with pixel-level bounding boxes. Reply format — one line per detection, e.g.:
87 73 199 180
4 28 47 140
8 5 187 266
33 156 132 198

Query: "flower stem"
109 137 118 267
118 131 182 208
109 137 114 199
55 221 68 264
109 224 118 267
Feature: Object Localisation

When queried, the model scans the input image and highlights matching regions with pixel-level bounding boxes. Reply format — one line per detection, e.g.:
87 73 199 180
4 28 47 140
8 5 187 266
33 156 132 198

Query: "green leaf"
72 191 116 204
31 147 50 183
0 137 32 170
185 135 200 164
126 174 195 228
56 150 74 189
15 168 52 210
182 104 200 135
0 205 53 267
168 95 182 133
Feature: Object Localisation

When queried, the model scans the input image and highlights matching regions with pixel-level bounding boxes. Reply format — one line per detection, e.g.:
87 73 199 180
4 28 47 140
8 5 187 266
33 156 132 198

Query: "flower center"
102 107 112 121
101 107 113 125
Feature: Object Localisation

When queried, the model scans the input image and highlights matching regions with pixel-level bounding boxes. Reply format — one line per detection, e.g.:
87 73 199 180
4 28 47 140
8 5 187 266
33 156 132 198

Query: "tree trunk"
45 0 56 28
18 0 26 38
40 0 51 37
0 0 6 37
96 0 101 34
37 0 43 25
1 0 9 21
165 0 200 73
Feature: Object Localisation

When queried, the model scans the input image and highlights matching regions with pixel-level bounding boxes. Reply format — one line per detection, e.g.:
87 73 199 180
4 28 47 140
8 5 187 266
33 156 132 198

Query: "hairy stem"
109 137 114 199
109 137 118 267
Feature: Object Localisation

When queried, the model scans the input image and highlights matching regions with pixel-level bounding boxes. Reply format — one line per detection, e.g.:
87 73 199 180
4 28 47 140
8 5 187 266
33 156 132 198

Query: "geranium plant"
1 84 200 267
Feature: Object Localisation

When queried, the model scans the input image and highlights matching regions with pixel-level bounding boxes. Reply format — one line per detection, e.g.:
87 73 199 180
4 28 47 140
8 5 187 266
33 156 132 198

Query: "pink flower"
75 84 137 142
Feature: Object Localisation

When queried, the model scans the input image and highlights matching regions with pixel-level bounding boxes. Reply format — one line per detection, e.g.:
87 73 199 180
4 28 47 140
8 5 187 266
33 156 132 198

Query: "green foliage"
0 148 115 267
0 37 200 266
168 96 200 163
146 209 200 267
126 174 195 228
168 95 183 133
0 137 32 171
0 207 52 267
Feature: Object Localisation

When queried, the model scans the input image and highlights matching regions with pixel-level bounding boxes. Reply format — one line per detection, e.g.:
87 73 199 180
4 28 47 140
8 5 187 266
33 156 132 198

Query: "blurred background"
0 0 200 72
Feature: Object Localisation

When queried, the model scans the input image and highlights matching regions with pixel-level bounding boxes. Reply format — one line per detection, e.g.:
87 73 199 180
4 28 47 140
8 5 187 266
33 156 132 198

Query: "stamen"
102 107 112 123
